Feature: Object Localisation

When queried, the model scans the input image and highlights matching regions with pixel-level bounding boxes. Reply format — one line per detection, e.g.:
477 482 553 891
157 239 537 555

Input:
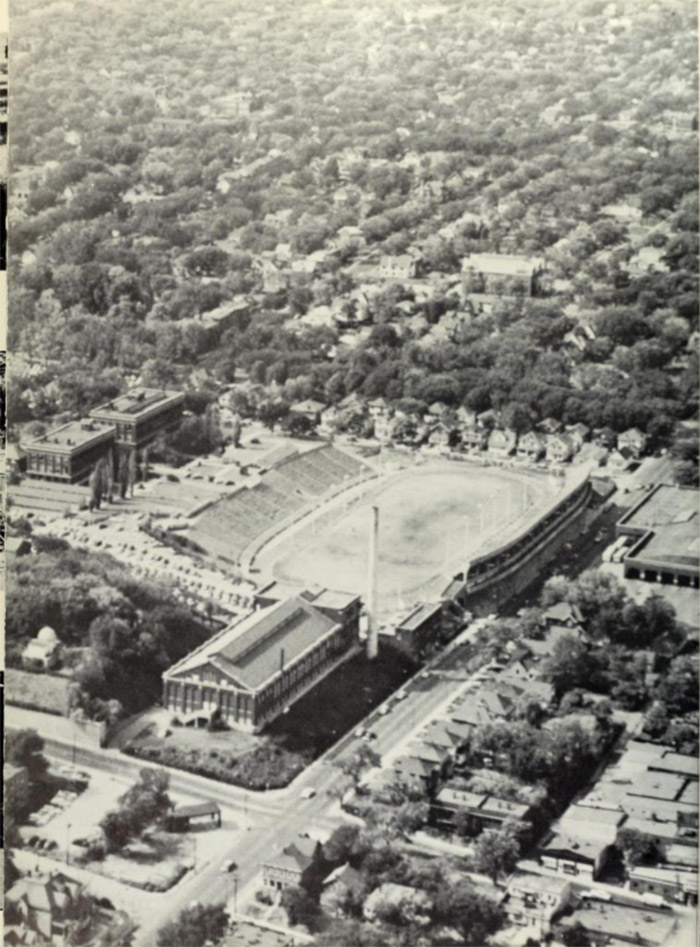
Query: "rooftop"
397 602 443 631
166 597 338 691
627 771 689 802
619 484 698 532
90 387 184 421
462 253 545 276
23 418 115 451
559 900 677 945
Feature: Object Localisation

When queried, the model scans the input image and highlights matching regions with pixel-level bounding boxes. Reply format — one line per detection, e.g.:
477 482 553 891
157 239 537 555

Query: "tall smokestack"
366 505 379 660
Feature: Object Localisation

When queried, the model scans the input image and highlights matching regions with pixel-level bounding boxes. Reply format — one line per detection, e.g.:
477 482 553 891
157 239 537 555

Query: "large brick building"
22 419 115 484
89 388 184 451
163 595 360 733
462 253 545 296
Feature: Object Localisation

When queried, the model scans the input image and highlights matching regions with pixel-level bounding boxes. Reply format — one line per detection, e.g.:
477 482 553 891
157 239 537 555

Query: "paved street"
34 652 486 945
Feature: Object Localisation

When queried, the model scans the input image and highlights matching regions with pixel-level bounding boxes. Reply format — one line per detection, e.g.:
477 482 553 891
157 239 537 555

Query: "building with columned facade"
162 595 361 733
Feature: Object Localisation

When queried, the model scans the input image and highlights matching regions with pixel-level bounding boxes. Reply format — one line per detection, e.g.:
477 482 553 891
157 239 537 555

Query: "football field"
258 459 562 618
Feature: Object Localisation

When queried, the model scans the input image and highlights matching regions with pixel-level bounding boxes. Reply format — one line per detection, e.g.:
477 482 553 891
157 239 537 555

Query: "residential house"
518 431 547 461
22 626 61 671
421 720 471 760
5 872 87 946
539 417 563 436
608 447 636 474
378 254 421 280
318 406 340 437
256 257 288 294
432 787 531 836
407 740 453 781
461 428 488 452
617 428 647 458
488 428 517 457
546 433 575 463
566 423 591 451
428 422 452 449
456 406 477 430
289 399 326 426
320 864 364 915
503 874 572 934
542 602 584 628
262 837 324 890
541 805 625 881
392 755 439 795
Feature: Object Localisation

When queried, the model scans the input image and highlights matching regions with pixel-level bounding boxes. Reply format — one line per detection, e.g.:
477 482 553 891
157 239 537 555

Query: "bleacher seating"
186 446 371 563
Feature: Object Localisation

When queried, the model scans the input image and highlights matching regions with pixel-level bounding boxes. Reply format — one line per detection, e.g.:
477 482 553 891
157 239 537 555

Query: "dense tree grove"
8 0 698 473
5 538 212 715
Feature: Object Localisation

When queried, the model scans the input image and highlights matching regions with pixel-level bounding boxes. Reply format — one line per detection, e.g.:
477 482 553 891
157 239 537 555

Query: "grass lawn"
124 645 416 788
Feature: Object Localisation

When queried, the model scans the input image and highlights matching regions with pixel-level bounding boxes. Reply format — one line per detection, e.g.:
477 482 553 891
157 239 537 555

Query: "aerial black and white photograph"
4 0 699 945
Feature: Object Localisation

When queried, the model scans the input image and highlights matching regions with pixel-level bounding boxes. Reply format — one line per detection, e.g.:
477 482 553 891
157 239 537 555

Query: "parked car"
300 787 317 800
221 859 238 873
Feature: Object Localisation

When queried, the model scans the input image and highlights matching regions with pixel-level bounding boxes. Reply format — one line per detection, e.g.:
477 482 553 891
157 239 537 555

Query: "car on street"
221 859 238 873
362 732 377 741
301 787 317 799
395 689 407 700
355 727 367 737
378 704 391 715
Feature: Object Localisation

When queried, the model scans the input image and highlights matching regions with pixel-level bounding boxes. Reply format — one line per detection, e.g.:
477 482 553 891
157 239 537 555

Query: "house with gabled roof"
5 872 87 945
488 428 517 457
617 427 647 458
546 432 575 463
518 430 547 461
262 837 325 890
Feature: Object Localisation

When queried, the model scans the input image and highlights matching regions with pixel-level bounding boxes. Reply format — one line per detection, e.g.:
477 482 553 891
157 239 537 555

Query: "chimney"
366 505 379 660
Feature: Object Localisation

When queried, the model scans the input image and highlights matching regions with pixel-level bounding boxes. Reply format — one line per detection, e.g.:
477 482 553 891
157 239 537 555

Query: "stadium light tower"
366 505 379 660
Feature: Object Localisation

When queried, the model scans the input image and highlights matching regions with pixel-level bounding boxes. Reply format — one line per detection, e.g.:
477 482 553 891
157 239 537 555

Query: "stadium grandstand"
183 445 373 565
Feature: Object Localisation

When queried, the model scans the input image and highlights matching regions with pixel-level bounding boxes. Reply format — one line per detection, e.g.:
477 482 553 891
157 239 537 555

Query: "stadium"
179 442 585 620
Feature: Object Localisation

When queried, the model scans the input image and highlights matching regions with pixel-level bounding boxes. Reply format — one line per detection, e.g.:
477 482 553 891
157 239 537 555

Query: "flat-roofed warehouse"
617 484 699 588
89 387 184 450
163 596 360 732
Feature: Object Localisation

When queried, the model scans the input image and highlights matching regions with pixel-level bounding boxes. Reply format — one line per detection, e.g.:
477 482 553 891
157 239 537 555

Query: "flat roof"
166 597 338 691
627 771 688 802
462 253 545 276
90 388 183 421
651 752 699 779
629 519 699 572
23 418 115 452
257 580 359 610
619 483 698 532
397 601 443 631
543 831 611 862
559 901 676 945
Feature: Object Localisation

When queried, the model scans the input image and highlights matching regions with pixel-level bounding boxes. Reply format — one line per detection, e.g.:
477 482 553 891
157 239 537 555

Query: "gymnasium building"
162 594 361 732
